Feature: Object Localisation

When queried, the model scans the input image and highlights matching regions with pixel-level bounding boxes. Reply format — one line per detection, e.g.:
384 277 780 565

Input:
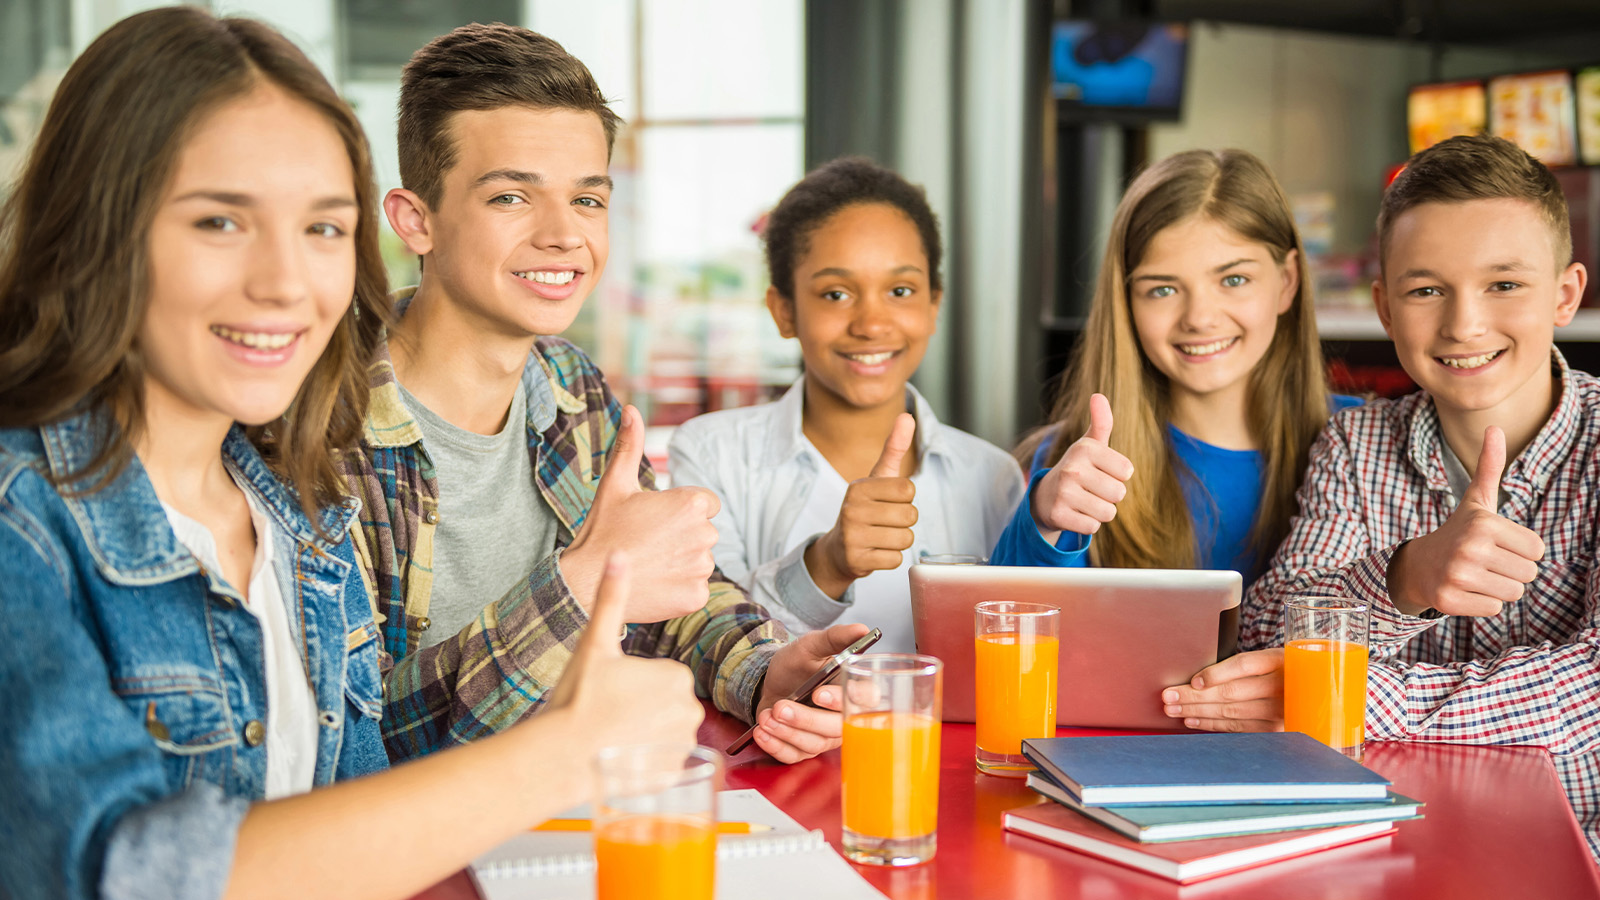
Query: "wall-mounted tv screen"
1407 81 1486 154
1489 69 1578 166
1051 21 1189 123
1577 67 1600 166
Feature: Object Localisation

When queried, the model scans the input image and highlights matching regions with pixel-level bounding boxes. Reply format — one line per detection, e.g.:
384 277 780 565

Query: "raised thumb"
1084 393 1114 443
870 413 916 478
1465 425 1506 511
596 405 645 500
574 552 630 662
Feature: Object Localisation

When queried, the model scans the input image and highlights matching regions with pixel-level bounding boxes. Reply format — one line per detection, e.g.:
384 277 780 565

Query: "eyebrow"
809 264 925 280
472 169 614 191
171 190 356 211
1397 261 1535 281
1130 258 1256 283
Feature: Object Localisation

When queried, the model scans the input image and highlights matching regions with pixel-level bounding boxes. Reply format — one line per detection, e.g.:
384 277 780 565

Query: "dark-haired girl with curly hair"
669 157 1024 653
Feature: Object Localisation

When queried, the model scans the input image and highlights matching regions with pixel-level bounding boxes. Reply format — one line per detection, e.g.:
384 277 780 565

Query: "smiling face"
401 106 610 339
768 202 941 413
1375 197 1584 421
1127 214 1298 414
139 83 356 428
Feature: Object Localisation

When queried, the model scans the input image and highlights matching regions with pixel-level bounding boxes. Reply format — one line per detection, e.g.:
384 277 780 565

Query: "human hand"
750 623 871 763
545 553 704 754
1161 648 1285 732
1387 426 1544 618
1031 393 1134 544
563 405 720 621
805 414 918 599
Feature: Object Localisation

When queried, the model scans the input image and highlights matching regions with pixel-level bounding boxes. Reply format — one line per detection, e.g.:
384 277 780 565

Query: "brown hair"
1378 133 1571 271
0 6 390 529
398 23 621 209
1020 149 1330 570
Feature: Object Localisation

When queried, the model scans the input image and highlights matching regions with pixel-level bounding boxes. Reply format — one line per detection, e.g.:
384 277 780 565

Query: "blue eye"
1222 274 1248 288
575 196 606 209
1147 285 1176 299
491 194 524 206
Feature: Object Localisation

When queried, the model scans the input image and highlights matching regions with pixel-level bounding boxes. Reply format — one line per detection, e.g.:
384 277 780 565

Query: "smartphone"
725 627 883 755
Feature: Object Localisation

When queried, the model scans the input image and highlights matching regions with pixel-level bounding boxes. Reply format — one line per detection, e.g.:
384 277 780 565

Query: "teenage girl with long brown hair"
992 149 1358 587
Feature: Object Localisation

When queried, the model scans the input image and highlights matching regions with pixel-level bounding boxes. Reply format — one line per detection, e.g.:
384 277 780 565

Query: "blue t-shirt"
990 395 1362 585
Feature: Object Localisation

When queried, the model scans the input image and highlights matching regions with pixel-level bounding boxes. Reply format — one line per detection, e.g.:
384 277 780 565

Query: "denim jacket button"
319 710 341 728
143 701 169 742
243 719 266 746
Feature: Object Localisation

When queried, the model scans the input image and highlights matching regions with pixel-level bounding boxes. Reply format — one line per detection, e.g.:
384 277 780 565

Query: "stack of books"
1001 733 1423 883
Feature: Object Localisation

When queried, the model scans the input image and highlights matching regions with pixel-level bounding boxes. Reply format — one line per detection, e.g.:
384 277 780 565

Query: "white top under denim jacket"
668 378 1025 650
0 414 387 900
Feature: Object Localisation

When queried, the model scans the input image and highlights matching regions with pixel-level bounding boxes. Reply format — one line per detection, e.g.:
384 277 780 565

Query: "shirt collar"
762 375 951 468
363 287 579 449
1405 348 1580 497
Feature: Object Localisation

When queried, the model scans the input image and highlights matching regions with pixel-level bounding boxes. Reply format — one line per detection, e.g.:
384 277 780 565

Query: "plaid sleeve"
1365 566 1600 754
379 550 586 760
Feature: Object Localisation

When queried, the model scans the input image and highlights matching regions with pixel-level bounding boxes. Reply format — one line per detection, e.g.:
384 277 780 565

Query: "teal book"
1020 732 1392 805
1026 772 1422 842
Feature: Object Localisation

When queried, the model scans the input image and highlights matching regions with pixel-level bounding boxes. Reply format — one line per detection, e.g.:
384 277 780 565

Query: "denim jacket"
0 413 388 900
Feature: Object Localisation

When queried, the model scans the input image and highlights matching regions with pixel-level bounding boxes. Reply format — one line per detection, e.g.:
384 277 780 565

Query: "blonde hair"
1022 149 1330 569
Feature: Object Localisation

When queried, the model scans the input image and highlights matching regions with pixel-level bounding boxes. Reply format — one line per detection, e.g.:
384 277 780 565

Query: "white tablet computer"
909 564 1242 730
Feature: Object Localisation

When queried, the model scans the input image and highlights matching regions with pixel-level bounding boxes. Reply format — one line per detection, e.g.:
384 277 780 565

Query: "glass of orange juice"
974 601 1059 776
841 654 942 866
1283 596 1370 761
593 744 722 900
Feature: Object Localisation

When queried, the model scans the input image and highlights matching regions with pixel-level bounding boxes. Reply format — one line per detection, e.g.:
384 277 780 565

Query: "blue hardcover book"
1019 733 1391 806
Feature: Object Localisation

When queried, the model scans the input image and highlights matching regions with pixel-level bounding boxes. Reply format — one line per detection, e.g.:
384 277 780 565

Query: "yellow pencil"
532 819 771 834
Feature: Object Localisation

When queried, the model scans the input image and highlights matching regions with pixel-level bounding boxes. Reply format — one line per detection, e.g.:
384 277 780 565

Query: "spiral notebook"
469 789 886 900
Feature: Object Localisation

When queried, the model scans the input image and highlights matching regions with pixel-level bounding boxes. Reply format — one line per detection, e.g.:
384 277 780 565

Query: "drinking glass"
841 654 943 866
1283 596 1370 760
974 601 1059 776
593 744 722 900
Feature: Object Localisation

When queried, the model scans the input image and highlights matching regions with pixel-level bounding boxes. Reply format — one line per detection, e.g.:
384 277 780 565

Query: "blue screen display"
1052 21 1188 119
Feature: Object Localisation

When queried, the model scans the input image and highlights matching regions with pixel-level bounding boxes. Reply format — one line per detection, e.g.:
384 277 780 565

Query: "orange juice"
594 815 714 900
1284 638 1368 750
974 632 1059 755
841 711 940 838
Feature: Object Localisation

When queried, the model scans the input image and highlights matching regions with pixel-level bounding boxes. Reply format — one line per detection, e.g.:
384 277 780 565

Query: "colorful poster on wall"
1489 70 1578 166
1407 81 1486 154
1577 67 1600 166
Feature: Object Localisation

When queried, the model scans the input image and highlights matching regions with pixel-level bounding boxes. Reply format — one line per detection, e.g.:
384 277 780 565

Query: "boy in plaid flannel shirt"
351 24 865 764
1162 134 1600 853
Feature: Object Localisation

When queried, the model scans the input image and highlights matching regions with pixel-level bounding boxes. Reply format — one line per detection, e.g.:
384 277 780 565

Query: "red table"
414 704 1600 899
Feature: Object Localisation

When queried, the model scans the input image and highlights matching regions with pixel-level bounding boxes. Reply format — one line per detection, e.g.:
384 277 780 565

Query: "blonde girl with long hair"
991 149 1358 593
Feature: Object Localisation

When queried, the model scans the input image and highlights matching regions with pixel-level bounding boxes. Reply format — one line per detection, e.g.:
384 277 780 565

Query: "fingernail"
815 687 834 704
1164 705 1182 716
777 705 793 722
1191 677 1205 689
1162 689 1179 703
1185 718 1199 728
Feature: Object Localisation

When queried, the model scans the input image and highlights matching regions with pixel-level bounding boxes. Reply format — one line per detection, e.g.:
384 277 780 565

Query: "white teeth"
517 270 576 285
211 326 297 350
846 351 895 365
1177 337 1237 356
1440 350 1503 369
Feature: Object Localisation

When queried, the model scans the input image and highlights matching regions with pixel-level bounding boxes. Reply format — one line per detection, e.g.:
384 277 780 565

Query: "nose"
847 294 893 340
244 226 310 308
529 202 584 252
1440 294 1488 343
1177 286 1223 332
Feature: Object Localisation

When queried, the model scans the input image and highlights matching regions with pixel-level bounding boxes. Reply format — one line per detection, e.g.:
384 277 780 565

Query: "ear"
1554 261 1587 328
383 188 434 257
766 284 798 339
1371 277 1396 339
1276 249 1300 316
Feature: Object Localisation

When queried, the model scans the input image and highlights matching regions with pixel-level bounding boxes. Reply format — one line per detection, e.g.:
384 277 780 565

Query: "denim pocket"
343 624 384 722
113 671 237 786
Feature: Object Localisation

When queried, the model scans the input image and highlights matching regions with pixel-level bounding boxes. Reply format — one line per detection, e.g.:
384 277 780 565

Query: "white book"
469 789 886 900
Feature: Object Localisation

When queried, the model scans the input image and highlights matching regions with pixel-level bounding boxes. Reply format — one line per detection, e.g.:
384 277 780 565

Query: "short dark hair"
1378 133 1571 270
398 23 620 208
763 156 943 299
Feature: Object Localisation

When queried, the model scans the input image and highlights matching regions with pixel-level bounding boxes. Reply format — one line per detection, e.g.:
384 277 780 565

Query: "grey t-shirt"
396 381 560 649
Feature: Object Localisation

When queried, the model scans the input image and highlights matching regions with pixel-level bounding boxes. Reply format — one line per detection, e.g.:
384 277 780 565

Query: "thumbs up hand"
1031 393 1136 544
563 405 722 622
546 553 704 754
804 413 919 599
1387 426 1546 618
